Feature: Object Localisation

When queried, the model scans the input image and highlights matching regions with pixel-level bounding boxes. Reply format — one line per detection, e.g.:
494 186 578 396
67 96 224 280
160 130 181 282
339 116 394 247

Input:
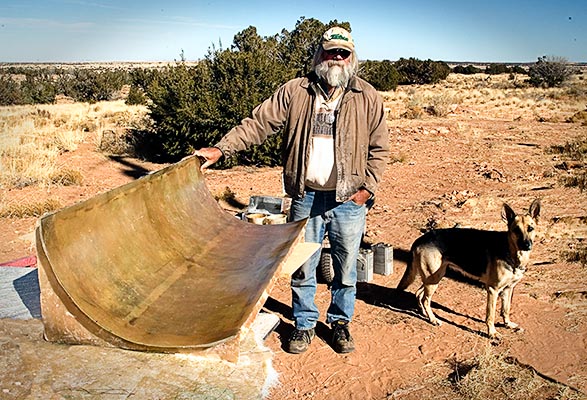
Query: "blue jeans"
289 190 366 330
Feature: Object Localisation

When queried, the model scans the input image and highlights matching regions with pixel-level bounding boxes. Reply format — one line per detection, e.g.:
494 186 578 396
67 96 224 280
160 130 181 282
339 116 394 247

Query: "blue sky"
1 0 585 63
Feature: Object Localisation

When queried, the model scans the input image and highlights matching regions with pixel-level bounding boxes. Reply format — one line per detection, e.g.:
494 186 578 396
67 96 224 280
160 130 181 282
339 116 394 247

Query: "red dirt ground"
1 109 586 399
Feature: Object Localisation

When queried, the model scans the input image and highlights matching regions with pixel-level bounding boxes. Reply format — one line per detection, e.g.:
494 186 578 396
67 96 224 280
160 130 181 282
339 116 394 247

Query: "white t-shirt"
305 90 342 190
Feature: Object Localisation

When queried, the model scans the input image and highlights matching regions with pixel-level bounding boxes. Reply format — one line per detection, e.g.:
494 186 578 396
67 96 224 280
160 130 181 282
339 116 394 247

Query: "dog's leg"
419 283 442 326
486 286 500 337
415 285 426 315
500 286 522 331
415 285 441 325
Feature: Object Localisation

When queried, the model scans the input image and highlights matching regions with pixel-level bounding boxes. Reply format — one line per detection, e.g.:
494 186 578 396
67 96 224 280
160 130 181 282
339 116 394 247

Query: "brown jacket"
215 72 389 201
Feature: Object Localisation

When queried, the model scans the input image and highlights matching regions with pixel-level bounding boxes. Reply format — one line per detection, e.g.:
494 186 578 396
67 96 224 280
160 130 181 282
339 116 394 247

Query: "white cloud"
118 16 239 31
60 0 124 11
0 17 95 31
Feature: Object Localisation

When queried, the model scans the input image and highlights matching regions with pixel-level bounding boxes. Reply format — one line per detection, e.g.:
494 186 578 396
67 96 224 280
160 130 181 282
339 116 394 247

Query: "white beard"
315 60 353 88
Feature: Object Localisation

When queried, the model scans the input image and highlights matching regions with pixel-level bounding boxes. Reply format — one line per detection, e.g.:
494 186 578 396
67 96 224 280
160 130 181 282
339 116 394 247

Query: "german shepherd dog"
397 199 541 338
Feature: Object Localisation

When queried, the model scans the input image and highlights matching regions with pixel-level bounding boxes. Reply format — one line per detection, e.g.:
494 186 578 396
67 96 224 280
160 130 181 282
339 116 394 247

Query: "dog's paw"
489 334 502 346
504 321 520 330
487 327 498 338
487 328 502 342
430 318 442 327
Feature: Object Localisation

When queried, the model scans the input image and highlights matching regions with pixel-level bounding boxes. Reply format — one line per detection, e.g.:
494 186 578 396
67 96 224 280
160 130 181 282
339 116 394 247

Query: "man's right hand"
193 147 223 171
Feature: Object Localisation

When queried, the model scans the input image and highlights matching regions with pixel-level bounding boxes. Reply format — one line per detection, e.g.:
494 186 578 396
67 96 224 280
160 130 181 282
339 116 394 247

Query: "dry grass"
545 134 587 266
383 72 587 121
0 198 62 218
561 244 587 268
0 100 148 189
446 347 585 400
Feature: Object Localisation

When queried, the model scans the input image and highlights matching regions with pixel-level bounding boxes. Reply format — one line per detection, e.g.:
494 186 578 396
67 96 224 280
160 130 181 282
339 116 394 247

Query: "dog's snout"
520 239 533 251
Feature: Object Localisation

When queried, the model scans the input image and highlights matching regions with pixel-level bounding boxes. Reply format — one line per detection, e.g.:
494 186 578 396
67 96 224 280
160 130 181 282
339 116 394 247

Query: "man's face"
315 48 354 88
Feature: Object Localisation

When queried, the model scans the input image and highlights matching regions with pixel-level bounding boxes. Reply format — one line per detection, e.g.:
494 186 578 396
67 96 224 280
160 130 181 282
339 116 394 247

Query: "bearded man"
195 26 389 354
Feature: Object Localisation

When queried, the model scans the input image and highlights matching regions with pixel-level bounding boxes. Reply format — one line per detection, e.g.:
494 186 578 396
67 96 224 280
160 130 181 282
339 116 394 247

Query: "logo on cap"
328 33 349 42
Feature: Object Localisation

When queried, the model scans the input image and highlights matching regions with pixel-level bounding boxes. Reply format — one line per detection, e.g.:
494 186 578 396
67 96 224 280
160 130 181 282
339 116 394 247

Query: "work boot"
331 320 355 353
286 328 315 354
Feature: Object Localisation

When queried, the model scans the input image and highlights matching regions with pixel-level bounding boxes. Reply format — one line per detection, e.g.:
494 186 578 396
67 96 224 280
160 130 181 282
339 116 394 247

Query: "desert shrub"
0 67 131 105
145 62 214 160
0 74 23 105
485 63 511 75
277 17 338 78
528 56 574 88
510 65 528 74
57 69 130 103
19 71 57 104
549 136 587 192
562 243 587 267
452 64 483 75
209 40 291 167
359 60 400 91
125 68 157 105
560 171 587 192
549 136 587 161
481 64 528 77
125 85 147 105
426 92 460 117
402 90 426 119
129 68 158 92
0 69 56 105
395 58 451 85
146 46 289 165
98 129 136 155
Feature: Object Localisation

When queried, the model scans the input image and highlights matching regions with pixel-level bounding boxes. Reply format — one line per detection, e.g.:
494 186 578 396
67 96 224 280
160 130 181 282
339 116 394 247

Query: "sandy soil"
1 99 586 399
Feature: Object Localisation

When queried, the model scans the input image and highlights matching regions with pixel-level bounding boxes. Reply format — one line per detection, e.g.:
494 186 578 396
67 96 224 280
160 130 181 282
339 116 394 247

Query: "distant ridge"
0 61 200 70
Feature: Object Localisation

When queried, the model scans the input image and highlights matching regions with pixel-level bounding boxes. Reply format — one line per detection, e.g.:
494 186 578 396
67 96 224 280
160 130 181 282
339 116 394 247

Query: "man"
195 26 389 354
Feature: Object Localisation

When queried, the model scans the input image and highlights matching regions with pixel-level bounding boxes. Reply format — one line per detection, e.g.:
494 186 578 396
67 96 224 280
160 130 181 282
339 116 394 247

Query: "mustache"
324 60 346 67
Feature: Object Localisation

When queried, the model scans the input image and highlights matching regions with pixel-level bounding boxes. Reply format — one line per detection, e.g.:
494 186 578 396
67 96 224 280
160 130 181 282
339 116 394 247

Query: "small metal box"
372 242 393 276
248 196 291 215
357 248 373 282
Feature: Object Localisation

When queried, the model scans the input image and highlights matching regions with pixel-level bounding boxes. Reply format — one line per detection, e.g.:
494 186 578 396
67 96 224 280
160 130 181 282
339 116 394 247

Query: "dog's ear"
529 199 541 222
502 203 517 225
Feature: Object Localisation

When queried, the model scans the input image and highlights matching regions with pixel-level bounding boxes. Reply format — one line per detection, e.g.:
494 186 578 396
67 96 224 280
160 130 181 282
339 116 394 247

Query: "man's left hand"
349 188 372 206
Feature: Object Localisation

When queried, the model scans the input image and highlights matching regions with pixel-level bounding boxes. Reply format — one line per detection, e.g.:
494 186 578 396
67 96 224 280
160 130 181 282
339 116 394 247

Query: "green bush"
145 63 216 160
359 60 399 91
485 63 511 75
0 67 131 105
528 56 573 88
210 42 291 167
20 72 56 104
0 74 22 105
0 70 56 105
452 64 483 74
394 58 451 85
57 69 129 103
126 68 158 105
510 65 528 74
125 85 146 105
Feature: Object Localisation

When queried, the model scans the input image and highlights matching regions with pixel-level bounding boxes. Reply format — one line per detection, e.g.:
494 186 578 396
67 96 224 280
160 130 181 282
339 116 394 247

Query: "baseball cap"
321 27 354 52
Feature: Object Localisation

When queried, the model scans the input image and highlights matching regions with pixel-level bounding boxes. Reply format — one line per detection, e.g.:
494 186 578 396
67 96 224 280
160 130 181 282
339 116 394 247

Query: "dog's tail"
396 248 416 291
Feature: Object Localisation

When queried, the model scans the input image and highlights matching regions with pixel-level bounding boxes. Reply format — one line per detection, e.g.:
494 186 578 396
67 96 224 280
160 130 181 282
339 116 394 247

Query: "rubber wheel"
319 248 334 284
